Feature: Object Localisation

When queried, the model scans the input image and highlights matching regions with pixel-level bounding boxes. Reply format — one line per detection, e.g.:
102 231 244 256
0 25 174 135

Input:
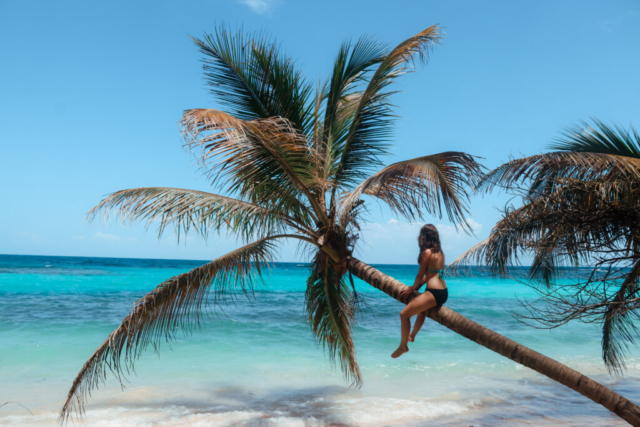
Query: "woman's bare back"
421 249 446 290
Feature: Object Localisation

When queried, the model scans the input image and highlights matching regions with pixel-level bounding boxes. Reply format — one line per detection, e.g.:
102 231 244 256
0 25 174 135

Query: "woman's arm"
412 250 431 291
401 250 431 300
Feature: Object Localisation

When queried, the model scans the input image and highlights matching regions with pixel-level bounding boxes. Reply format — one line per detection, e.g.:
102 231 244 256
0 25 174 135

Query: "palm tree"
453 120 640 378
59 28 640 425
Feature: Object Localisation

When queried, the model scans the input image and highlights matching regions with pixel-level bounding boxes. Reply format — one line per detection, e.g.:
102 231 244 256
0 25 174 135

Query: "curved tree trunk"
347 257 640 426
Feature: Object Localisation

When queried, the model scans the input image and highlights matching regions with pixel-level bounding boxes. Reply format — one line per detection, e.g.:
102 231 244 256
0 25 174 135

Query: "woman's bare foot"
391 344 409 358
408 334 416 342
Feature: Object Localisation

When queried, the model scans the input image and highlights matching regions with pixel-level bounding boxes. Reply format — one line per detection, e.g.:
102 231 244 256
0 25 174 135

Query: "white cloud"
465 218 483 232
437 218 482 237
94 232 130 242
601 10 637 33
14 232 39 241
238 0 273 15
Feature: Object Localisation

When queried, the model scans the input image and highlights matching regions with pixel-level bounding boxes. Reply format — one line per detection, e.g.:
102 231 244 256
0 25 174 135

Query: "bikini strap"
427 267 445 279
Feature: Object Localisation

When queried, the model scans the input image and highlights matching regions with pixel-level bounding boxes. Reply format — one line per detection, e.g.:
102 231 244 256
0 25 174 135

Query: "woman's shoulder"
420 248 433 262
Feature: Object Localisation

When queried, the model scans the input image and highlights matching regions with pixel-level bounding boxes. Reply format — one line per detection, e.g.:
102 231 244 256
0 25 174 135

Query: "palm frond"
87 187 312 242
58 236 289 424
552 120 640 158
193 27 314 132
181 109 326 224
330 26 442 189
601 259 640 375
447 238 490 276
340 152 483 230
478 151 640 196
460 175 640 282
305 251 361 386
480 121 640 196
321 37 388 169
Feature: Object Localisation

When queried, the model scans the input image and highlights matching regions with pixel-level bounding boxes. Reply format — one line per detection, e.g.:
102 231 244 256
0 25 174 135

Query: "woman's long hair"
418 224 441 263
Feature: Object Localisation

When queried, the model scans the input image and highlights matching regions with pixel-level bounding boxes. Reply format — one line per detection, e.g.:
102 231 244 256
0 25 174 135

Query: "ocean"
1 254 638 426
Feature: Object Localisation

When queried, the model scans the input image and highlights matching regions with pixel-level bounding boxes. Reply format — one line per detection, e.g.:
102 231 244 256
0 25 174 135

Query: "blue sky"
1 0 638 264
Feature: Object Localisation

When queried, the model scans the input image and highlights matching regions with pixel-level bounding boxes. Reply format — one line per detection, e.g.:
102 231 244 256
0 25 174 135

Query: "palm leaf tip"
58 237 281 424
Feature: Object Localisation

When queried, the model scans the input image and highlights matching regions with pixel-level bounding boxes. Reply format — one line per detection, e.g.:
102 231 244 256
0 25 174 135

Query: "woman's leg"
391 292 437 358
409 313 426 342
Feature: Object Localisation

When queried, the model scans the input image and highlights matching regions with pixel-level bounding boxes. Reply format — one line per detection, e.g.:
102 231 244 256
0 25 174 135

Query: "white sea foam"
2 394 474 427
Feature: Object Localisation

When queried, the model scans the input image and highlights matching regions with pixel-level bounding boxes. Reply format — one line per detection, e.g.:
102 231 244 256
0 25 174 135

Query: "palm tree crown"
452 119 640 375
59 25 484 422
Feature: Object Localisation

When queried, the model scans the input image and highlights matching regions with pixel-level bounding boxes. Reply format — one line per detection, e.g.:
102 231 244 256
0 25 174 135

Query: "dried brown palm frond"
58 235 294 424
457 175 640 374
601 261 640 374
339 152 483 230
454 178 640 276
461 121 640 375
447 238 491 275
87 187 315 242
181 108 327 224
479 151 640 196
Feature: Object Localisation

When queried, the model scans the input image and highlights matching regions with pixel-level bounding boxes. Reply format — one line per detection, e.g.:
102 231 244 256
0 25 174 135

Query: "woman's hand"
401 286 417 301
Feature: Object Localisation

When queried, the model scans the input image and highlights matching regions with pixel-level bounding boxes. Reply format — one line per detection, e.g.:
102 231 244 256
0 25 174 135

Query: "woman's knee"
400 307 411 319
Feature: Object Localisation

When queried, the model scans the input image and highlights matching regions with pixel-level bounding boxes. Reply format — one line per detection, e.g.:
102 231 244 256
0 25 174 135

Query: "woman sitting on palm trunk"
392 224 448 358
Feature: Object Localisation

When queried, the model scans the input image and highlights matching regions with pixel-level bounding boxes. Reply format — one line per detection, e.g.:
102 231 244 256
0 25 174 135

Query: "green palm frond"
330 26 442 190
193 27 314 132
305 251 361 386
552 120 640 158
340 152 483 229
480 122 640 196
87 187 313 242
59 236 290 423
181 109 326 224
322 37 388 166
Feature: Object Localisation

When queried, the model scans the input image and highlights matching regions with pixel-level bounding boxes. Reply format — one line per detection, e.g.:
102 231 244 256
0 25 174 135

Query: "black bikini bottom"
425 287 448 307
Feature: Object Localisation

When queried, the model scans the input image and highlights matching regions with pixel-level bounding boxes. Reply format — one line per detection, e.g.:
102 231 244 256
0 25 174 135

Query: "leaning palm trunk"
347 257 640 426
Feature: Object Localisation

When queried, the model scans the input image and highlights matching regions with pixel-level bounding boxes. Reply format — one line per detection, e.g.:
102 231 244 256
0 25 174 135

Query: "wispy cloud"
14 232 39 241
94 231 122 242
601 10 637 33
93 232 136 243
238 0 274 15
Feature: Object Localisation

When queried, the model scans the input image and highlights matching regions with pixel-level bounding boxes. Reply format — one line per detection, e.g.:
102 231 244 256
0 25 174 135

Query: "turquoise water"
1 254 639 426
